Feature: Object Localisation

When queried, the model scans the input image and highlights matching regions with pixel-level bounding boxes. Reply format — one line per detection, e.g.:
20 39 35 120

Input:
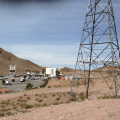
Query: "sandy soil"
0 77 120 120
1 99 120 120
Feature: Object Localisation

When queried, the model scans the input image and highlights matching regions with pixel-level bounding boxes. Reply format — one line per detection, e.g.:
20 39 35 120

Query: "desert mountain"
0 48 44 75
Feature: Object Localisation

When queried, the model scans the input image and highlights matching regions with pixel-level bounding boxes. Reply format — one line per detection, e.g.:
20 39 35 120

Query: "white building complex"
46 68 56 77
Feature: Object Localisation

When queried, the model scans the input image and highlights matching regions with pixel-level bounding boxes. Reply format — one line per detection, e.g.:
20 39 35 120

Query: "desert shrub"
52 94 56 97
13 106 18 109
12 79 15 82
57 85 62 87
42 93 44 95
52 102 59 105
60 101 64 104
18 99 21 102
0 91 3 94
71 92 77 101
48 86 51 88
38 99 43 102
63 93 66 96
23 99 27 102
20 103 33 109
20 96 22 99
79 92 86 101
44 95 47 98
6 112 11 116
0 112 4 116
97 95 116 99
12 103 14 106
2 79 5 85
109 86 113 89
56 97 60 101
76 81 80 86
1 100 9 105
26 83 33 90
34 103 40 107
39 95 41 97
1 105 5 108
54 85 57 88
42 103 47 106
20 99 24 102
35 94 38 97
58 95 62 97
20 103 24 108
67 91 70 94
24 94 27 96
0 108 11 112
24 104 33 109
27 97 30 100
35 98 39 101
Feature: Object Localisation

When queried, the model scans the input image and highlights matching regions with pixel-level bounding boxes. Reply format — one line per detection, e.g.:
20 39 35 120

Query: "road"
0 75 47 91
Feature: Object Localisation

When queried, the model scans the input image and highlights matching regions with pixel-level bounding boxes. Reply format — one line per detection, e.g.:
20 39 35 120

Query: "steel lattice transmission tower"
70 0 120 100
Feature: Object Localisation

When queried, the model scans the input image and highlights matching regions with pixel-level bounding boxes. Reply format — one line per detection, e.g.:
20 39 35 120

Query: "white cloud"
0 44 78 65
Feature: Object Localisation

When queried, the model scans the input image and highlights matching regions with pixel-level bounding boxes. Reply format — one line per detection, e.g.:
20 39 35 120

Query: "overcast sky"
0 0 120 68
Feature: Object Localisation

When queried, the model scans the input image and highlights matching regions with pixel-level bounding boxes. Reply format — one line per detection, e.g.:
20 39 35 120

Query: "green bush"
1 100 10 105
109 86 113 89
58 95 62 97
35 98 39 101
52 94 56 97
42 103 47 106
38 99 43 102
79 92 86 101
34 103 40 107
71 92 77 101
24 94 27 96
56 97 60 101
6 112 11 116
2 79 5 85
26 83 33 89
0 112 4 116
12 79 15 82
52 102 59 105
13 106 18 109
40 78 50 88
67 91 70 94
27 97 30 100
20 103 33 109
24 104 33 109
44 95 47 98
35 94 38 97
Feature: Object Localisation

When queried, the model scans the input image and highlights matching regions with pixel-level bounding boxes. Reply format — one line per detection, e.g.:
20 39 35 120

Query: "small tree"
26 83 33 90
42 69 45 75
2 79 5 85
12 79 15 82
56 70 60 77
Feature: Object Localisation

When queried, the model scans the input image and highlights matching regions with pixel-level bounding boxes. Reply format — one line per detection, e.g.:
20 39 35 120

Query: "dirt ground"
0 77 120 120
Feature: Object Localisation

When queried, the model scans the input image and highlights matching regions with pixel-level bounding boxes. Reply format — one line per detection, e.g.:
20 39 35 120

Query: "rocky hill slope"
0 48 44 75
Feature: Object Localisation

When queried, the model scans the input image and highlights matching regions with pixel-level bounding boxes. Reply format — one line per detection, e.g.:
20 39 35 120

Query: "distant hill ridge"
0 48 43 75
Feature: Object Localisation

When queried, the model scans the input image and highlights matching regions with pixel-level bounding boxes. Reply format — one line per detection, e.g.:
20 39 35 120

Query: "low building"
9 65 16 75
46 68 56 77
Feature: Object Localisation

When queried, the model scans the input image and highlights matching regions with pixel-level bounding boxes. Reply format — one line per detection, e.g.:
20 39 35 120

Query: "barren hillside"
0 48 44 75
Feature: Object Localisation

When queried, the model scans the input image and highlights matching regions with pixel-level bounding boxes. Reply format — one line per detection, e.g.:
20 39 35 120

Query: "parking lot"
0 75 48 91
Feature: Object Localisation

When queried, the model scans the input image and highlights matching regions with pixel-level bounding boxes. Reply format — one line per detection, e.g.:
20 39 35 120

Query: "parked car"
5 81 12 85
34 76 38 80
20 78 25 82
25 76 30 81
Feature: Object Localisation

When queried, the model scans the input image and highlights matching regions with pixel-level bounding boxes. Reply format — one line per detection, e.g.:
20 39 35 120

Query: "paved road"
0 75 46 91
